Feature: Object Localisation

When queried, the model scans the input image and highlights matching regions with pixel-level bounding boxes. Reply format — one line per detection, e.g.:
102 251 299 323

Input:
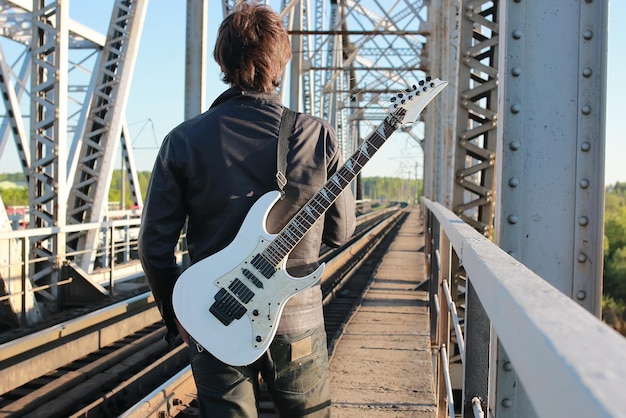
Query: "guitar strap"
276 106 296 194
274 106 324 336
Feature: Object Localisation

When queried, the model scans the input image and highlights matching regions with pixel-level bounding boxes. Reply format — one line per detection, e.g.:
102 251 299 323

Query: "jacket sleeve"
322 145 357 248
138 134 187 344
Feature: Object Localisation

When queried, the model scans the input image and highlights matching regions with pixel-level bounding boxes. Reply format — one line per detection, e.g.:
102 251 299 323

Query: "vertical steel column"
185 0 207 120
119 125 144 208
29 0 68 298
497 0 607 325
495 0 608 415
288 1 304 111
423 0 457 207
462 281 490 416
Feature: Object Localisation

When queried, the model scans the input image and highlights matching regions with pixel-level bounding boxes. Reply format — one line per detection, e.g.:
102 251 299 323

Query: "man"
138 1 356 416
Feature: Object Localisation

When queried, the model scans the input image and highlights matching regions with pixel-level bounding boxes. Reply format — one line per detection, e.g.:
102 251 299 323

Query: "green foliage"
0 173 28 206
603 182 626 332
602 295 626 336
108 170 152 208
0 187 28 206
0 172 26 183
361 176 423 203
0 171 151 209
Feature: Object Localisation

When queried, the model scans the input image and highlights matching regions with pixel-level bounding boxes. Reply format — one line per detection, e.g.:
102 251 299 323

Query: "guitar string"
262 106 407 267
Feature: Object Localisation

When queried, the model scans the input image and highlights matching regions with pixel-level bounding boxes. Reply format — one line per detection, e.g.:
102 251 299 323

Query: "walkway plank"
330 208 436 417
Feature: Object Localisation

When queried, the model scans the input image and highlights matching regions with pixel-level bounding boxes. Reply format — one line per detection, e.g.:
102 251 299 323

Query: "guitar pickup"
251 253 276 279
229 278 254 303
242 269 264 288
210 288 247 326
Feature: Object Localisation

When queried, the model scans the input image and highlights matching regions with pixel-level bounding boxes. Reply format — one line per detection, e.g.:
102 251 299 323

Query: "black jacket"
138 87 356 343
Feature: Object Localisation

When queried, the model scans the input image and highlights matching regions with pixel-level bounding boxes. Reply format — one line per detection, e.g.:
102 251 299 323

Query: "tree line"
602 182 626 334
1 172 625 333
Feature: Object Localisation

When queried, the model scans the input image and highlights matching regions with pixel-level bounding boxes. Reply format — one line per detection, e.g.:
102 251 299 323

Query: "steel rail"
0 207 402 417
118 209 407 418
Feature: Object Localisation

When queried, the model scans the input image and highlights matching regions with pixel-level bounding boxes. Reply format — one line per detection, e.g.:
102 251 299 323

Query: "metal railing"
423 198 626 418
0 215 171 327
0 202 379 329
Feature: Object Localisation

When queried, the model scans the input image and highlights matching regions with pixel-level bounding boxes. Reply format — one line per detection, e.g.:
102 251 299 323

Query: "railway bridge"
1 1 625 417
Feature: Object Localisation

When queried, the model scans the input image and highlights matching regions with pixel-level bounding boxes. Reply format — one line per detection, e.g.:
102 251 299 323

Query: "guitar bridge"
210 288 247 326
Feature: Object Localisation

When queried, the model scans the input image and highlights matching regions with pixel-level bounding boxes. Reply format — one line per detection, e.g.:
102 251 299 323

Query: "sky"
0 1 624 184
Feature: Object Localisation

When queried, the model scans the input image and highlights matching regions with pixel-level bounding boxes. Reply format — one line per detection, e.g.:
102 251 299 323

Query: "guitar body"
172 77 447 366
172 191 325 366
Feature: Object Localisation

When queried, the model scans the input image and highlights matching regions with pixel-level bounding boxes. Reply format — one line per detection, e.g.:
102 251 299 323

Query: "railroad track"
0 206 407 418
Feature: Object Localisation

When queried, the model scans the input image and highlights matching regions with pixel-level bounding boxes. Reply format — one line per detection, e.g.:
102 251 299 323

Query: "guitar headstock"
390 77 448 125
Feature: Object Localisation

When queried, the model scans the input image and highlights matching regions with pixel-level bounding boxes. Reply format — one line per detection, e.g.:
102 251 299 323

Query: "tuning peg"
426 76 432 82
390 96 397 102
419 80 425 86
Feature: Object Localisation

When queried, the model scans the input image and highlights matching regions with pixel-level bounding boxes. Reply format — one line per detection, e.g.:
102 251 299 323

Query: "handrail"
0 209 381 328
423 197 626 418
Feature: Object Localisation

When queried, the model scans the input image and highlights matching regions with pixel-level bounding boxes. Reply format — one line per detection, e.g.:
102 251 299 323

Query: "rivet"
510 140 521 151
507 215 518 224
577 252 588 263
512 29 523 40
582 67 593 77
508 177 520 188
503 361 514 371
502 398 513 408
511 103 521 114
583 30 593 40
581 105 591 115
511 66 522 77
579 216 589 226
581 141 591 152
579 178 590 189
577 290 587 300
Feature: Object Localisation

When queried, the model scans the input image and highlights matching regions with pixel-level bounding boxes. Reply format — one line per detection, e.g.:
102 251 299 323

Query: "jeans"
188 325 331 417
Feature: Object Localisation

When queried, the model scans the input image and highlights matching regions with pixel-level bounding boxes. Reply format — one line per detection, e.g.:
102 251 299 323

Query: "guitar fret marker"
360 143 370 157
376 124 387 138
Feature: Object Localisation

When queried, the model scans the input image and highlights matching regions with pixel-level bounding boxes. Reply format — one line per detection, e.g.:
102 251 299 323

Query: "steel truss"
0 0 148 321
452 0 498 237
271 0 430 177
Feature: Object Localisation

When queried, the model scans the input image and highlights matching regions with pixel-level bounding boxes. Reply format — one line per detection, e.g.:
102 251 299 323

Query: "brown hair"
214 1 292 92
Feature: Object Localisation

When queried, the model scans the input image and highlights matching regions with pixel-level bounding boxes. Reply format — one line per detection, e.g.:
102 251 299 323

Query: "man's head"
214 1 292 92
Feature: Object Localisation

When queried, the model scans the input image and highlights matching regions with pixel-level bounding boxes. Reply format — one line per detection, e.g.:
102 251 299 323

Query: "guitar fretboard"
259 107 407 268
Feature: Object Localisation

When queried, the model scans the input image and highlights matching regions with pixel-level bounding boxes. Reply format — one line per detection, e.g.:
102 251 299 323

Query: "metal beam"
66 0 149 273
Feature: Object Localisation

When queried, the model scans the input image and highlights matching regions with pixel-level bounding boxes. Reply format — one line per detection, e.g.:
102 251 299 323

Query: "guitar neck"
261 108 407 266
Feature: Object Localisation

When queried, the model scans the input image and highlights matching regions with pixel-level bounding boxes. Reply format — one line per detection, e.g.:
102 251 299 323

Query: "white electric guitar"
172 77 447 366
